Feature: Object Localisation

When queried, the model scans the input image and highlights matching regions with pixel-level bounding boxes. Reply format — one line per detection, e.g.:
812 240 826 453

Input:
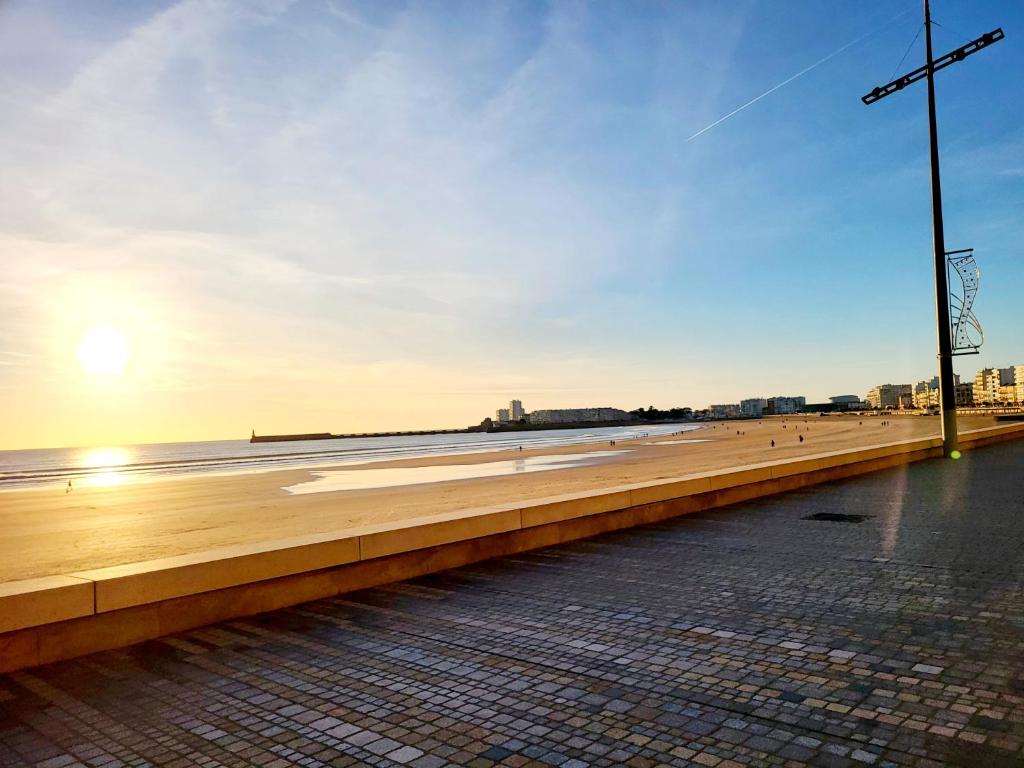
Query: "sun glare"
79 446 132 470
76 325 129 376
76 446 133 488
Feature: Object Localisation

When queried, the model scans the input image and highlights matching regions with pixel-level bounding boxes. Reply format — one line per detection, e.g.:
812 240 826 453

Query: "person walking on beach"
799 435 804 443
770 439 775 448
66 480 72 494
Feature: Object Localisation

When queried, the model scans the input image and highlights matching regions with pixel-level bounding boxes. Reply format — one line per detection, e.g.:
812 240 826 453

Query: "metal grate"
803 513 871 524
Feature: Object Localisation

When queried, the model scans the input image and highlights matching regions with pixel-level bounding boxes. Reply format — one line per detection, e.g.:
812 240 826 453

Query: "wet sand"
0 415 996 581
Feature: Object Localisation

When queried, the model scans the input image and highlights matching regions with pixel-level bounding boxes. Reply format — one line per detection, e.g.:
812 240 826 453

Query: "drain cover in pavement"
803 513 870 523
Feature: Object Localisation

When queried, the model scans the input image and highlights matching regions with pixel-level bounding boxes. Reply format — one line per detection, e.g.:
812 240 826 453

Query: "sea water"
0 423 700 490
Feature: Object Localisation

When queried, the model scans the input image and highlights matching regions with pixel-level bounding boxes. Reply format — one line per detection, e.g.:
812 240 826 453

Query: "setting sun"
76 325 129 376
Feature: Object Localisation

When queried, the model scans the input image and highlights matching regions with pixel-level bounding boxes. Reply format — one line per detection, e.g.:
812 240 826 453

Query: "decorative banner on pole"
946 248 983 355
860 1 1003 457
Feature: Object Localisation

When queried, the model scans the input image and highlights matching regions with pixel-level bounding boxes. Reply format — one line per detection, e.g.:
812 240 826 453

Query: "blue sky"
0 0 1021 446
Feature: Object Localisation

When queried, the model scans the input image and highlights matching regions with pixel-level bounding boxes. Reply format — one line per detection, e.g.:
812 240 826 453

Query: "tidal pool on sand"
283 450 629 494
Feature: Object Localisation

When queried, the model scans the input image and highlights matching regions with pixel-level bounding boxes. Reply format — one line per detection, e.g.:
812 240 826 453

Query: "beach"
0 415 996 582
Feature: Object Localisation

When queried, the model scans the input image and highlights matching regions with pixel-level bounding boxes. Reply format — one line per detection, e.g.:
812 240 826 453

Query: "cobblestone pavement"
2 441 1024 768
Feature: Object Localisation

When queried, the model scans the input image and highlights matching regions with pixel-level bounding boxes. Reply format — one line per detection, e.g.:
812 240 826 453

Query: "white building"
740 398 767 417
974 368 1015 405
495 408 510 423
766 396 806 415
913 375 965 409
509 399 525 421
914 381 938 409
528 407 633 425
865 384 912 410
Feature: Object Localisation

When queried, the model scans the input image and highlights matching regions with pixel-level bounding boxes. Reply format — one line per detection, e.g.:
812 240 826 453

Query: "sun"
76 325 130 376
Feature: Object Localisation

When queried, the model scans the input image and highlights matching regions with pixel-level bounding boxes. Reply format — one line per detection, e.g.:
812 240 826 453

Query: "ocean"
0 423 699 491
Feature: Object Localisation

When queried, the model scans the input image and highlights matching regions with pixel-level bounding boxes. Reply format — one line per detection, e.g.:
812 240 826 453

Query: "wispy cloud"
2 0 1022 447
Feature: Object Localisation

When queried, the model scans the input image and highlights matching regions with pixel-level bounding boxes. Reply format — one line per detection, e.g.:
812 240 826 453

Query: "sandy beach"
0 415 997 582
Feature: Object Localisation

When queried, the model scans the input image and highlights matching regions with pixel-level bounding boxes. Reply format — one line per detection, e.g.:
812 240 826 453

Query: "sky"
1 0 1021 450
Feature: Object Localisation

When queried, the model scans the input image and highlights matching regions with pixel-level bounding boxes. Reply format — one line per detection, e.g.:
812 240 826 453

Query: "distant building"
914 381 937 409
865 384 912 409
708 404 742 419
509 399 525 421
828 395 868 411
1016 365 1024 404
804 402 838 413
972 369 994 404
765 396 806 415
740 398 767 417
973 368 1015 405
955 382 974 407
495 408 510 423
528 407 634 425
914 375 961 409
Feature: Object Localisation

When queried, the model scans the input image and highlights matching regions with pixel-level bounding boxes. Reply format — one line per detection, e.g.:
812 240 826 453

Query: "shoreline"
0 415 998 582
249 418 647 443
0 423 698 492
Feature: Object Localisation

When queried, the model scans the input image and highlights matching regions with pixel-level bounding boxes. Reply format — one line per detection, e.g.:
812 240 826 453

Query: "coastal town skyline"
488 358 1024 426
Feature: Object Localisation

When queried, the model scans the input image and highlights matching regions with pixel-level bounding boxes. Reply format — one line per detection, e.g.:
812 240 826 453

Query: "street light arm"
862 28 1004 104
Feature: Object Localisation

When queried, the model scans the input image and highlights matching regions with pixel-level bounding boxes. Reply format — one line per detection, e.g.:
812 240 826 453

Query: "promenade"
2 439 1022 767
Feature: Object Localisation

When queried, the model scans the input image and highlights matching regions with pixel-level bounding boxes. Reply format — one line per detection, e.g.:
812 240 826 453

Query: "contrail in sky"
687 9 914 141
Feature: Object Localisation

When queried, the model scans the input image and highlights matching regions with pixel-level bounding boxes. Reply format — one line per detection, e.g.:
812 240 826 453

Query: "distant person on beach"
771 439 775 447
66 480 72 494
799 435 804 443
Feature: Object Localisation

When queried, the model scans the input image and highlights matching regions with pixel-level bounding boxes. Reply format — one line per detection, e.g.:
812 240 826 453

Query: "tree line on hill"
630 406 694 421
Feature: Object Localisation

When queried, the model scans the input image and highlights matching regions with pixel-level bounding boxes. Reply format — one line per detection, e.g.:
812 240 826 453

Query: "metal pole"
924 0 958 455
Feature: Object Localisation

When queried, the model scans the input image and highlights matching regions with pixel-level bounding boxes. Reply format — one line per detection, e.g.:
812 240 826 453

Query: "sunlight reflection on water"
283 450 629 495
75 446 133 488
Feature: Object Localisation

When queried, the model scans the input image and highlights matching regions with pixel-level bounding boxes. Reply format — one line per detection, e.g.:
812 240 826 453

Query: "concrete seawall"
2 422 1022 674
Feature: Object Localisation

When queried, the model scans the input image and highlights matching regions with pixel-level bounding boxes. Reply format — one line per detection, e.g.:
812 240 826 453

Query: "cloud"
4 0 682 395
10 3 635 271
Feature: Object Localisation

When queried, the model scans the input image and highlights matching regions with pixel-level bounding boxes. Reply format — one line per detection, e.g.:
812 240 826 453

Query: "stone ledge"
73 531 361 612
1 421 1022 671
521 489 632 527
0 575 94 634
358 506 522 560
